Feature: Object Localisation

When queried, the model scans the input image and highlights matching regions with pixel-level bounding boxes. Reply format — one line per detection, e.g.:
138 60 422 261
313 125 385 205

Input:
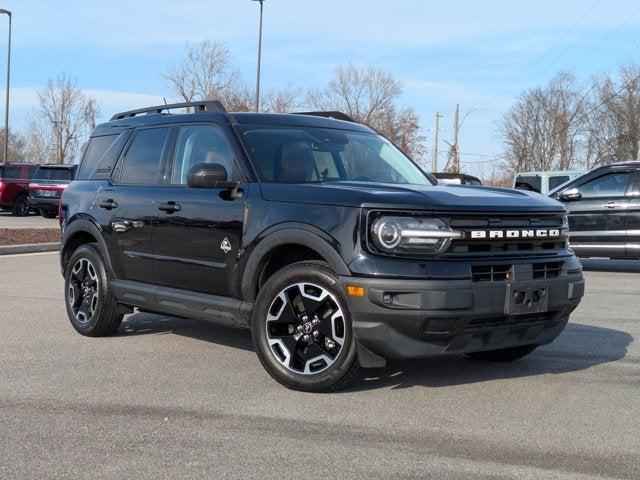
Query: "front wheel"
466 344 538 362
64 244 122 337
251 262 360 392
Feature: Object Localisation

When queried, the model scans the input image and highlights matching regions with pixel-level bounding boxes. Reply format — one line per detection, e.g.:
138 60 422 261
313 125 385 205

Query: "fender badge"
220 237 232 253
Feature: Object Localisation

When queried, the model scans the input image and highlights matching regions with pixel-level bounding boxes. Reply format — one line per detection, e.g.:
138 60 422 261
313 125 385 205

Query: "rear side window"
548 175 570 191
119 127 170 185
77 132 130 180
0 166 21 179
514 175 542 193
33 168 73 181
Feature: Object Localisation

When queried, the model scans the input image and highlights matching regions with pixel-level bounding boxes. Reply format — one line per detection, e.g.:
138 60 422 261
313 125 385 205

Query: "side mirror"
187 163 229 188
559 187 582 202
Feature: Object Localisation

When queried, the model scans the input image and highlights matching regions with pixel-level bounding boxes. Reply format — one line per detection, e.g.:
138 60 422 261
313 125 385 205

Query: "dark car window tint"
0 166 21 179
548 176 570 191
514 175 542 193
120 128 170 185
33 167 74 181
171 125 235 185
78 132 130 180
579 172 629 197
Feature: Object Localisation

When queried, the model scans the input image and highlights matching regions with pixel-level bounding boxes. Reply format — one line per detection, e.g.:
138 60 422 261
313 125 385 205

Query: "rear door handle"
98 198 118 209
158 201 181 213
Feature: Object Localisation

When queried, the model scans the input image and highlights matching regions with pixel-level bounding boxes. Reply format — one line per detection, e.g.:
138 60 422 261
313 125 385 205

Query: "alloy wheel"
266 282 346 375
68 258 100 324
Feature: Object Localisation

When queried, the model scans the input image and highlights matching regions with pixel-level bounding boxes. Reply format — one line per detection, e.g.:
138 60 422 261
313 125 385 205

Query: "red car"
0 163 38 216
28 164 77 218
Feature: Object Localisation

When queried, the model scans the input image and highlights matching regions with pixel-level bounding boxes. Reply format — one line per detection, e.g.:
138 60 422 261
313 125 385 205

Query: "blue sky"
2 0 640 175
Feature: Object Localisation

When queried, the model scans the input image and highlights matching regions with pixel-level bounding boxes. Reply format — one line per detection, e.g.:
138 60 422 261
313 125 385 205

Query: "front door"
562 170 633 258
102 126 173 283
151 123 246 297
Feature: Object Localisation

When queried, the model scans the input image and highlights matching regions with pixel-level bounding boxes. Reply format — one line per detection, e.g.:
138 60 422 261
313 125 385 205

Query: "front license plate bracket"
504 282 549 315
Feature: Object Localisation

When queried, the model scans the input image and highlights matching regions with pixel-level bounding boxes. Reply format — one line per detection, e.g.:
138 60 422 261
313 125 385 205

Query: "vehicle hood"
259 182 566 213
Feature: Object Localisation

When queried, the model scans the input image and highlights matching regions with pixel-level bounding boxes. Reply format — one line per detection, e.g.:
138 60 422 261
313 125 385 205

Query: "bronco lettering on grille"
469 229 561 239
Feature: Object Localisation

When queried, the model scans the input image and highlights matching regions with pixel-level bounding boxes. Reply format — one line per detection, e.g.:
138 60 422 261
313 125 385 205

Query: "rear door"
561 169 633 258
151 122 246 297
101 126 173 283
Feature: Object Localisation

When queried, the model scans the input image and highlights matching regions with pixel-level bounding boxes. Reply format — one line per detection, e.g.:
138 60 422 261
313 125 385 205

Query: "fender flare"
61 218 115 276
240 225 350 301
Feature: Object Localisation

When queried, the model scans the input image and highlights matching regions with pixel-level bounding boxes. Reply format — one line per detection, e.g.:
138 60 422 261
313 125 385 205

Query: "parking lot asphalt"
0 252 638 479
0 211 59 230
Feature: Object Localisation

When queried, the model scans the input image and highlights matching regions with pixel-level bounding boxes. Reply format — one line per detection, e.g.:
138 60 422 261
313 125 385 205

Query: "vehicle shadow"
117 312 253 352
345 323 633 392
119 314 633 392
580 258 640 273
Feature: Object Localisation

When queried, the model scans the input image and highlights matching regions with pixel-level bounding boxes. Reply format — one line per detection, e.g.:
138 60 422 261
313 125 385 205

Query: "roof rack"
110 100 226 121
293 111 356 123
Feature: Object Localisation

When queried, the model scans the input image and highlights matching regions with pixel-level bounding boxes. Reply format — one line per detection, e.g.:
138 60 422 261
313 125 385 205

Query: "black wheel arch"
61 218 114 277
241 225 351 302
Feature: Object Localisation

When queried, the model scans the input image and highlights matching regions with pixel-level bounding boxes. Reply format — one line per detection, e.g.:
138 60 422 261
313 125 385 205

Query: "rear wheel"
11 195 29 216
252 262 360 392
64 244 122 337
466 344 538 362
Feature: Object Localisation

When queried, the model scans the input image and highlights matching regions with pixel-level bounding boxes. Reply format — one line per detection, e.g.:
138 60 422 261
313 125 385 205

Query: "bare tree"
0 128 26 162
28 73 100 164
498 72 585 174
584 63 640 167
306 63 425 159
164 39 241 104
263 86 303 113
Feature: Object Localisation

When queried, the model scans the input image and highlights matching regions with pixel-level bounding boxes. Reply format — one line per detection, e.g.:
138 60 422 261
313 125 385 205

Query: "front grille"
532 261 562 279
445 214 566 257
471 264 512 282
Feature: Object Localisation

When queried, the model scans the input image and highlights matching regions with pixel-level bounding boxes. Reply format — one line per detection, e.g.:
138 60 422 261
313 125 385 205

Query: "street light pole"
252 0 264 112
0 9 10 163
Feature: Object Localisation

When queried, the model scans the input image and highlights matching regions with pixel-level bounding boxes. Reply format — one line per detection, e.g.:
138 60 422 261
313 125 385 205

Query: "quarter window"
171 125 235 185
119 128 170 185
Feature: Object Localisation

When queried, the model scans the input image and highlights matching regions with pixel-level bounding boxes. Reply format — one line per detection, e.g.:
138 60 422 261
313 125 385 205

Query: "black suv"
60 101 585 391
551 161 640 259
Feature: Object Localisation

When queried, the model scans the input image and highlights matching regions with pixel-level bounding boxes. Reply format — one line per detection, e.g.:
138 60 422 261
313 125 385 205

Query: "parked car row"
0 162 76 218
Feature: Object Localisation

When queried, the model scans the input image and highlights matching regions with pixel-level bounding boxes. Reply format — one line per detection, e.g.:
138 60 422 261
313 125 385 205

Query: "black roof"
93 107 374 136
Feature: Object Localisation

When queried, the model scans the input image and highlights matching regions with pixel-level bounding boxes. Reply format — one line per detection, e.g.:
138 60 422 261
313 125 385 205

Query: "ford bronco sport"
59 101 585 391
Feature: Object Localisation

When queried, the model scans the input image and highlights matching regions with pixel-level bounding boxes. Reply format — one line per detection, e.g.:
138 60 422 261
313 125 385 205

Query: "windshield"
33 167 73 181
239 126 433 185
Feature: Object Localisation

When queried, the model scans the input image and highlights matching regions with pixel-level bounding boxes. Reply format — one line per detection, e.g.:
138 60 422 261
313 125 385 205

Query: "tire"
11 195 29 216
251 261 360 392
41 209 58 219
466 344 538 362
64 244 123 337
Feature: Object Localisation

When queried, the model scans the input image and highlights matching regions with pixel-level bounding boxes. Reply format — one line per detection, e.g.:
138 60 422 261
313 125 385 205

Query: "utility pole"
0 9 11 163
432 111 442 172
452 103 460 173
252 0 265 113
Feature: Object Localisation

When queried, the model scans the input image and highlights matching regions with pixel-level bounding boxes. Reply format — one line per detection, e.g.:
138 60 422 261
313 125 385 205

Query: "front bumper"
339 260 584 364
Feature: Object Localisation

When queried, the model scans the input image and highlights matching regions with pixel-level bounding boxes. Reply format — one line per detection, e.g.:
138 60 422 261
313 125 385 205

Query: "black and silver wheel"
252 262 360 391
64 244 122 337
11 195 29 216
466 344 538 362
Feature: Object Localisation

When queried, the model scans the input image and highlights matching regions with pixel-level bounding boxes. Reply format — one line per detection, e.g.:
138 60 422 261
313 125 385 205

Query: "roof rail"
293 111 357 123
110 100 226 121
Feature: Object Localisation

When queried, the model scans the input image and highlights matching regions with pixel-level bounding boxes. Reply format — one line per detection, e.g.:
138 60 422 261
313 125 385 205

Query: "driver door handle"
158 201 181 213
603 202 621 209
98 198 118 210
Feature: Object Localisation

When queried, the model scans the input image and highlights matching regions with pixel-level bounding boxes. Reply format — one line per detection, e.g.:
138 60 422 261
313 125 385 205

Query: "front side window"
239 126 432 185
171 124 236 185
119 127 170 185
578 172 629 197
514 175 542 193
548 175 570 191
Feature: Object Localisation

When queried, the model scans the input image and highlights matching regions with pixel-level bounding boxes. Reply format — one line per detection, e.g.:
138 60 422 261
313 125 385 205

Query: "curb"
0 242 60 256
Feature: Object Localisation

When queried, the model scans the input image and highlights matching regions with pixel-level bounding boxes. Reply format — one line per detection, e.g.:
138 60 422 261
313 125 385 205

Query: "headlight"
370 216 462 256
